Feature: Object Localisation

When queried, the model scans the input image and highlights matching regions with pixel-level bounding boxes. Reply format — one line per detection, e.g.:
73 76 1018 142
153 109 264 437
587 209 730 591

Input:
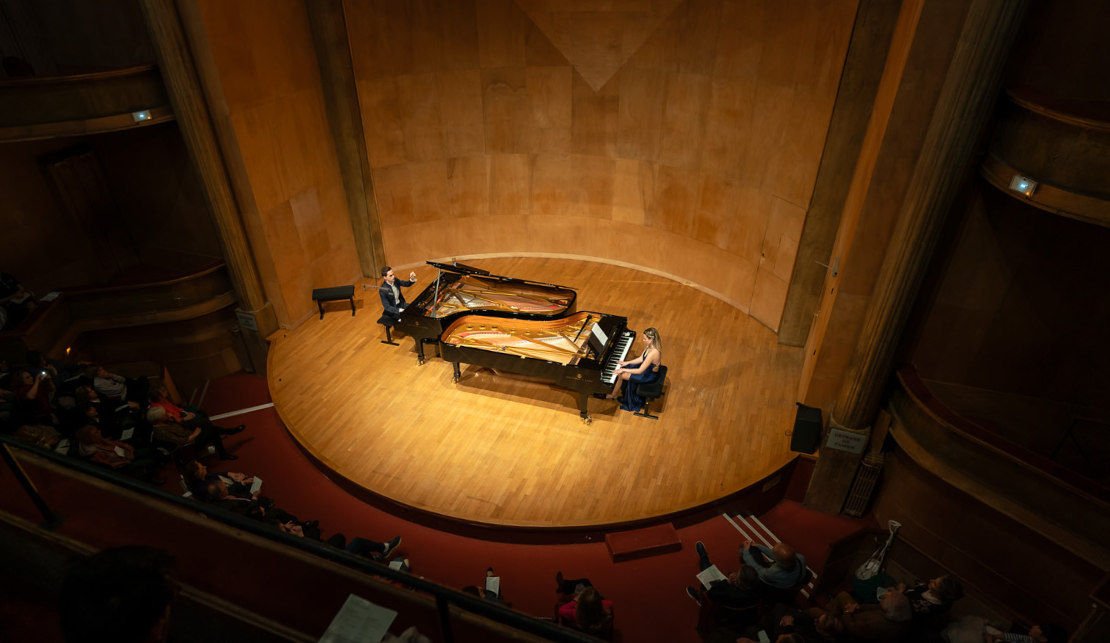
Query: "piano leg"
452 361 461 383
578 393 592 425
415 339 426 365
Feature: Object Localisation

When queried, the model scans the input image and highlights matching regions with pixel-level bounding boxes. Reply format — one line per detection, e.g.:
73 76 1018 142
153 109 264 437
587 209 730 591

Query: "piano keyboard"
601 330 636 384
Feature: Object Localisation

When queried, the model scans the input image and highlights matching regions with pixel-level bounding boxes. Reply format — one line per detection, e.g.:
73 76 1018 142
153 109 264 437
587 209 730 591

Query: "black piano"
394 261 577 363
438 311 636 423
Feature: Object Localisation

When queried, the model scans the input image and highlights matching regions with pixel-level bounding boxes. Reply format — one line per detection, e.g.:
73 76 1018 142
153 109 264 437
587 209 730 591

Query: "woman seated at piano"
606 327 662 412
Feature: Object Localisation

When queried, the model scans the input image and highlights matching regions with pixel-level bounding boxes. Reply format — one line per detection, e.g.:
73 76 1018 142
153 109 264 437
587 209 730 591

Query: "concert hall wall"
344 0 859 331
186 0 363 327
0 123 221 294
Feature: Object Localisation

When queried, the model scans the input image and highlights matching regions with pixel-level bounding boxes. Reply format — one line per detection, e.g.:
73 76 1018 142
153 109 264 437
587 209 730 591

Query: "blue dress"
619 350 660 412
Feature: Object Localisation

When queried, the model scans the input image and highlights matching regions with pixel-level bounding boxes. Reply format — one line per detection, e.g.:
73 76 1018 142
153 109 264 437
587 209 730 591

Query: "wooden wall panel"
346 0 859 330
195 0 360 327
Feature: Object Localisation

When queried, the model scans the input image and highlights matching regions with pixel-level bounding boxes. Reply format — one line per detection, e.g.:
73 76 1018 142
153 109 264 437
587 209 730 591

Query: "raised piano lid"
409 261 577 320
440 311 627 367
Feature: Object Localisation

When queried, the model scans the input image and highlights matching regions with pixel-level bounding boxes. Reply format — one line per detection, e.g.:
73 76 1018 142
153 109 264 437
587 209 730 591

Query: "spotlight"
131 110 152 122
1008 174 1037 197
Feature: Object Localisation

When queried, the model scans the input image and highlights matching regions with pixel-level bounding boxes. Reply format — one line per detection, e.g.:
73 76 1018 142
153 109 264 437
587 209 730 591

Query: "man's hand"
182 411 196 421
843 603 860 614
895 582 907 593
128 401 140 408
409 271 417 281
742 539 753 550
188 428 202 442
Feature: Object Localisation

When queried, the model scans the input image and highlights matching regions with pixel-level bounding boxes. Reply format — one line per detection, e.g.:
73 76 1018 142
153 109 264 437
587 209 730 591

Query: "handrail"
61 261 227 295
0 64 159 88
0 433 601 643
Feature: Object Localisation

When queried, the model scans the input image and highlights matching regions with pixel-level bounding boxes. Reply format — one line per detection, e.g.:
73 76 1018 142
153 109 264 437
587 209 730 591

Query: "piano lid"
427 260 491 276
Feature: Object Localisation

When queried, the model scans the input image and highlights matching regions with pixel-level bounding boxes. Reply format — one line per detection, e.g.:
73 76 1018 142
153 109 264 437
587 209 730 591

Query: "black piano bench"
377 315 399 346
312 285 356 320
633 364 668 420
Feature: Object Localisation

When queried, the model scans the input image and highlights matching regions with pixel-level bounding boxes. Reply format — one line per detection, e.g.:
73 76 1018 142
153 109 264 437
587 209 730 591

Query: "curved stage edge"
267 257 804 532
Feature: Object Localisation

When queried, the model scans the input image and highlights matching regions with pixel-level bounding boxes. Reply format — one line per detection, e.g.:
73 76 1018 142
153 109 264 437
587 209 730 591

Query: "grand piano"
438 311 636 423
394 261 577 363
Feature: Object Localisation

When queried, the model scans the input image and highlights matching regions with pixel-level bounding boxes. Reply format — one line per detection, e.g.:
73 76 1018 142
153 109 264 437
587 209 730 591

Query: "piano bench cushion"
635 365 667 399
376 315 395 327
312 285 355 301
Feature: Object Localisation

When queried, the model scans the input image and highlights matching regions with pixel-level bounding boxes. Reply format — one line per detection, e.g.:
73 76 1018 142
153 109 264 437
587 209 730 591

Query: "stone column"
137 0 275 372
805 0 1032 513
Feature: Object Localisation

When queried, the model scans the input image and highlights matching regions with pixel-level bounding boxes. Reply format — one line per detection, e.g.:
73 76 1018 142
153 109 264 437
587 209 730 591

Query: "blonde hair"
643 327 662 351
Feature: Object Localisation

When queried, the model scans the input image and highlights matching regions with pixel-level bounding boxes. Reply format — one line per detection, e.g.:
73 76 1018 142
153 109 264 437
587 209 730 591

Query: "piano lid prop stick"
571 314 592 345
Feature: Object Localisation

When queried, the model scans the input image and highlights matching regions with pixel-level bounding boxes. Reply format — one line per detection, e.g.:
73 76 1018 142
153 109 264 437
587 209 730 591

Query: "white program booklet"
696 564 727 589
485 575 501 596
250 476 263 494
319 594 397 643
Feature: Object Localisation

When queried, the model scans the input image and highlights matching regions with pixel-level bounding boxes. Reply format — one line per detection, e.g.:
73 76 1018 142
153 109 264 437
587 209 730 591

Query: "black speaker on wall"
790 402 822 454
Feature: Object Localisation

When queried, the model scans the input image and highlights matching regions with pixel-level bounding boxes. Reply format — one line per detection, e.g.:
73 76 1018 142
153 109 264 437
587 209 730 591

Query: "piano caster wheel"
416 356 425 366
452 375 460 383
582 416 593 426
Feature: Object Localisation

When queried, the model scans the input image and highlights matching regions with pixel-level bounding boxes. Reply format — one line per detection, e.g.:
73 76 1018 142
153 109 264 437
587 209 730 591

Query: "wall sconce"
1008 174 1037 197
131 110 152 122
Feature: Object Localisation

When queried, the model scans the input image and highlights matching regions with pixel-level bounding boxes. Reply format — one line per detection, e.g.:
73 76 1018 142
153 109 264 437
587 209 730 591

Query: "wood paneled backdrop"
346 0 859 331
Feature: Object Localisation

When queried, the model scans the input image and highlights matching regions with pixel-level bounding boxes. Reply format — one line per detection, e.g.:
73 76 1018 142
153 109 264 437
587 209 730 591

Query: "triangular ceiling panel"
514 0 686 92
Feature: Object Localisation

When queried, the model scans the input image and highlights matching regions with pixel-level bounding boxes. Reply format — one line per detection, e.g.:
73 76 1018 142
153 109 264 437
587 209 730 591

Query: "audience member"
11 369 55 425
741 539 808 590
90 364 150 407
558 586 614 637
774 612 847 643
987 622 1067 643
0 271 35 330
59 546 177 643
75 425 167 485
685 540 762 609
821 589 912 643
147 405 240 460
898 574 964 623
462 567 504 604
184 461 264 502
149 384 244 435
268 516 402 563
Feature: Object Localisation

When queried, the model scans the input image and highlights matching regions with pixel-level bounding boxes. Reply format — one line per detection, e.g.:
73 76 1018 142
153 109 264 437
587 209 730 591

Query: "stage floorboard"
268 258 804 528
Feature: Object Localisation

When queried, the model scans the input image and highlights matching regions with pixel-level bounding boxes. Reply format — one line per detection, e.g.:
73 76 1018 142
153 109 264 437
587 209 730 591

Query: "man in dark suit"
378 266 418 324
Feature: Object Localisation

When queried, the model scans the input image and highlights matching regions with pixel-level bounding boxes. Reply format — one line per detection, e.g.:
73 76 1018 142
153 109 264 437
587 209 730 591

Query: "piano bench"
312 285 356 320
376 315 399 346
633 364 667 420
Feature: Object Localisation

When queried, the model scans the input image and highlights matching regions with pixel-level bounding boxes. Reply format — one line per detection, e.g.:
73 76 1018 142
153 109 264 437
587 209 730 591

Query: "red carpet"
91 372 877 642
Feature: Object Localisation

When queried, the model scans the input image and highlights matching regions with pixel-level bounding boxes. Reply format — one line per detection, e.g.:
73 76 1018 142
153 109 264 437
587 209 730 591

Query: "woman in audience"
12 369 54 425
149 384 244 434
75 425 166 485
184 461 268 506
558 586 613 637
147 405 240 460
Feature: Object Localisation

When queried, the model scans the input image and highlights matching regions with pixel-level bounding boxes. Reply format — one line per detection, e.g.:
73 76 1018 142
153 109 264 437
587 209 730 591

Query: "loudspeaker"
790 402 822 454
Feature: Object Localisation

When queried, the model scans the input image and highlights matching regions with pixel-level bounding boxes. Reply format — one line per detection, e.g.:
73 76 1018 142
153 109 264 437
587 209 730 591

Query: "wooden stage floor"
268 258 804 528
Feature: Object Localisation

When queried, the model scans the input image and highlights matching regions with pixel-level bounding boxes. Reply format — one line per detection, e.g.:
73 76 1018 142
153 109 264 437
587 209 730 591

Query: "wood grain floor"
268 258 804 528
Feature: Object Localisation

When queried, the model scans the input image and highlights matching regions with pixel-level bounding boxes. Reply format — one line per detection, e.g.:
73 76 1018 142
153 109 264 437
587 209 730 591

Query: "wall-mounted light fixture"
1008 174 1037 197
131 110 152 122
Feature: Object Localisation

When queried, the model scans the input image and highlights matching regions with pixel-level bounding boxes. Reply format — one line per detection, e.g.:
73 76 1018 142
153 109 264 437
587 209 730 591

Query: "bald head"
880 589 912 623
773 542 798 568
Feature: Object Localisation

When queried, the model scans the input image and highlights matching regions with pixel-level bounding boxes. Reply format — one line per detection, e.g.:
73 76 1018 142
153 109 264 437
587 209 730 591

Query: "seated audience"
149 384 245 434
686 540 761 609
0 271 35 330
741 539 808 590
987 622 1067 643
774 611 847 643
11 369 55 425
268 516 403 561
90 364 150 407
184 461 263 500
59 546 177 643
558 585 613 637
462 567 503 604
821 589 912 643
897 574 964 623
147 405 241 460
75 425 167 485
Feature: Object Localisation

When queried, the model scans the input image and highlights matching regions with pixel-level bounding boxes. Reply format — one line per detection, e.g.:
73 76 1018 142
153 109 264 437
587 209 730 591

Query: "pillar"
805 0 1032 513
